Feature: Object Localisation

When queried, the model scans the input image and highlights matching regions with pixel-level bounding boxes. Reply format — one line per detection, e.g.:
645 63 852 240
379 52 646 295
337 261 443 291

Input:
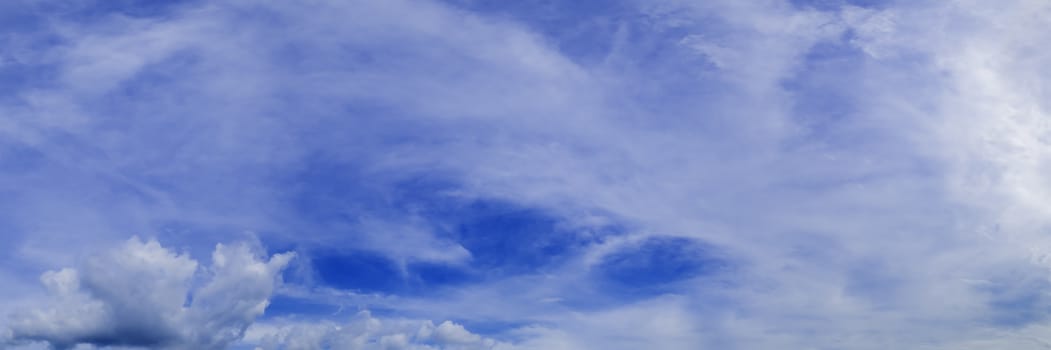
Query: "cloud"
246 0 1051 347
244 311 508 350
3 0 1051 349
6 237 293 349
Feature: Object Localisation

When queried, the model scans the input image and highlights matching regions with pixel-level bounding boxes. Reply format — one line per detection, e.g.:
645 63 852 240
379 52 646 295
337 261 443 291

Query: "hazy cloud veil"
2 0 1051 349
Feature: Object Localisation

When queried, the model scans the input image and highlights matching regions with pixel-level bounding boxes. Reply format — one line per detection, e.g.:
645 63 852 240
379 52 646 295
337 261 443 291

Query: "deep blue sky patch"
595 236 726 298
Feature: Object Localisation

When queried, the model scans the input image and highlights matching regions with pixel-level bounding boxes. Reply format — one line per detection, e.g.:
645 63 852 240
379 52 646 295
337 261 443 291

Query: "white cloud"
4 0 1051 349
270 0 1051 347
5 237 293 350
244 311 507 350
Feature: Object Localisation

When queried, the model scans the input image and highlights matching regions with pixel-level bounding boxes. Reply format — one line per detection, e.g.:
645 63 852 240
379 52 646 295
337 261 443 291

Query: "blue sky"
3 0 1051 349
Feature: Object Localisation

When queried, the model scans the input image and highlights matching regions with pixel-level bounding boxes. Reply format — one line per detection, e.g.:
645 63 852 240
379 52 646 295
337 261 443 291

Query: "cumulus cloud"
244 311 507 350
5 237 293 349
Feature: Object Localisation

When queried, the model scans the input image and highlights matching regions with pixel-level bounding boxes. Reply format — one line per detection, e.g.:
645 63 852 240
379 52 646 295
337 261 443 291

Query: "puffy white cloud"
5 237 293 350
244 311 507 350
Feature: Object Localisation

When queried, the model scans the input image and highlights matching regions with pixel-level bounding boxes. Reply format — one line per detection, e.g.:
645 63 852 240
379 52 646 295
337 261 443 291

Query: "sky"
2 0 1051 349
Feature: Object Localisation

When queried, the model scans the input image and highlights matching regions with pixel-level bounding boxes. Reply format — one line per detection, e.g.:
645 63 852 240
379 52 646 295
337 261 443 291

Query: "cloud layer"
3 0 1051 349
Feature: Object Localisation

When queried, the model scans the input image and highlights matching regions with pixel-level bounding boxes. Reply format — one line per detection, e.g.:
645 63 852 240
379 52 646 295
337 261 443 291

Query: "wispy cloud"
3 0 1051 349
